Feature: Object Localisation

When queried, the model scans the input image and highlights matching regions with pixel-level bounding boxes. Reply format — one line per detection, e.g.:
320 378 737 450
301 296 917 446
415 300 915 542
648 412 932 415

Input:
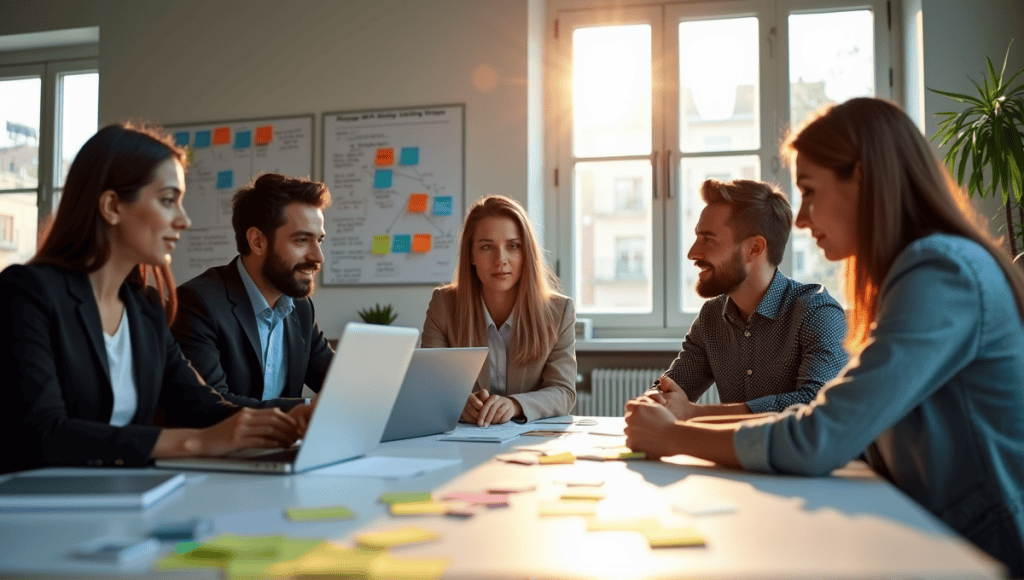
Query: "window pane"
575 160 652 313
0 193 38 269
789 10 874 125
789 9 871 308
58 72 99 186
0 77 41 191
679 17 759 152
678 155 760 313
572 25 651 158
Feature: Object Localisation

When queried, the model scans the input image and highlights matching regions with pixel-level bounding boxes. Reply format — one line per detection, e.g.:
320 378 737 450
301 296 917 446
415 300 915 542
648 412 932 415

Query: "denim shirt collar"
236 257 295 319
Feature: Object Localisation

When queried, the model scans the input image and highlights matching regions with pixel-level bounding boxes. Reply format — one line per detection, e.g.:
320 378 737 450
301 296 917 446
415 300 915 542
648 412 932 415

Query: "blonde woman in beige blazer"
421 196 577 425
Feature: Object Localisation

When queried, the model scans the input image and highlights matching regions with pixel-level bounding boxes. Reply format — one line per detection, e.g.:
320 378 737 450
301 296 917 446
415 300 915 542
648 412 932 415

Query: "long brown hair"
445 195 561 366
783 97 1024 352
32 122 187 322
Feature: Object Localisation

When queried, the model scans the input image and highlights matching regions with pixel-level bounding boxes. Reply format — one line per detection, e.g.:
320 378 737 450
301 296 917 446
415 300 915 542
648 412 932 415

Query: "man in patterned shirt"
639 178 847 419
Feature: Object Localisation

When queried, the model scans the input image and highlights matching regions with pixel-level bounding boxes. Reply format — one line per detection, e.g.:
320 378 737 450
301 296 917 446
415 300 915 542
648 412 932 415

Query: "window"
1 35 98 270
552 0 891 334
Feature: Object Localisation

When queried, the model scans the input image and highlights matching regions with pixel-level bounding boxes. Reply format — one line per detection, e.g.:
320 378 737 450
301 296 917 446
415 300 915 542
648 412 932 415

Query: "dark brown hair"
699 178 792 266
231 173 332 254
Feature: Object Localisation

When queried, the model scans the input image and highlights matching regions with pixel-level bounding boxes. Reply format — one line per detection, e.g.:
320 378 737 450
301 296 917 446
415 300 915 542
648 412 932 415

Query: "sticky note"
618 451 646 460
538 452 575 465
234 130 251 149
285 505 355 522
371 235 390 255
586 517 660 532
391 235 411 253
375 148 395 165
433 196 453 216
355 526 439 550
555 477 604 487
217 170 234 189
407 193 428 213
174 541 202 554
193 130 211 148
380 492 432 505
399 147 419 165
412 234 431 253
174 131 189 146
538 501 597 517
368 554 449 580
494 452 540 465
267 544 381 578
487 482 536 493
213 126 231 145
644 526 707 548
255 125 273 145
390 501 455 516
441 491 509 507
374 170 393 189
560 489 605 501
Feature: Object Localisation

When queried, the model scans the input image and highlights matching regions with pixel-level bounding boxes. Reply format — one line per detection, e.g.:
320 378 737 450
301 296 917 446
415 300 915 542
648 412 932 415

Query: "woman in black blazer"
0 124 302 474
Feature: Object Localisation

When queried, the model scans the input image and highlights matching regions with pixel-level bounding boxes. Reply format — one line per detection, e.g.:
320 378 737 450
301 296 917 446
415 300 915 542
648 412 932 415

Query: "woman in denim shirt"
625 97 1024 576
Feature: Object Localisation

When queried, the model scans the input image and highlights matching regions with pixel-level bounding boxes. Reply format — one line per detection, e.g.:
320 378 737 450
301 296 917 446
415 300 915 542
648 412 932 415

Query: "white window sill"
575 338 682 353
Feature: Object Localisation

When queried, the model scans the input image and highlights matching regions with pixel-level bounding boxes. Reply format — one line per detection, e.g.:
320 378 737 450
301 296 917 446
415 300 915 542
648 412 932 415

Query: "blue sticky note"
234 130 251 149
193 130 211 148
174 132 189 147
392 235 411 253
400 147 419 165
374 170 393 189
216 170 233 189
433 196 453 216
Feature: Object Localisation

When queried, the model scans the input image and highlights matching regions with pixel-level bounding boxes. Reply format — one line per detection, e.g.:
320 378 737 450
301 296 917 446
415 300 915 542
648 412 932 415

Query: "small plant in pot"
358 303 398 325
930 41 1024 261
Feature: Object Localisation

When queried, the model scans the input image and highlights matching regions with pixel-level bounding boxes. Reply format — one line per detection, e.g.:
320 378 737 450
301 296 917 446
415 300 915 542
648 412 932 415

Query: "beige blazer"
421 287 577 422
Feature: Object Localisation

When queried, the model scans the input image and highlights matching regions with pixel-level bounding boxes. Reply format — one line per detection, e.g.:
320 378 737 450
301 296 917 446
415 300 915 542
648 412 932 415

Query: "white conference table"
0 417 1004 579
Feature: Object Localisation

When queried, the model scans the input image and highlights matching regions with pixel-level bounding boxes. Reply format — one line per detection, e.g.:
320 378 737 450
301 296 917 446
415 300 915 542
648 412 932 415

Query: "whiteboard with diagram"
164 115 314 284
321 104 465 285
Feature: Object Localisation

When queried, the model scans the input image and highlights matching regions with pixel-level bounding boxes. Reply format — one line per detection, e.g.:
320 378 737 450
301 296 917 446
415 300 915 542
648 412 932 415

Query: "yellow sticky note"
408 193 428 212
538 452 575 464
390 500 466 516
380 491 432 505
538 501 597 517
375 147 395 165
356 526 440 550
412 233 431 253
285 505 355 521
268 544 382 578
369 554 450 580
618 451 646 460
586 516 660 532
372 235 391 255
560 489 605 501
644 526 707 548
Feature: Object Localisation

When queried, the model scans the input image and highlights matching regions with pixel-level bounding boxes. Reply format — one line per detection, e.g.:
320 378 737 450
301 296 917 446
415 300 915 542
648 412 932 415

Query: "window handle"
665 150 674 199
652 151 659 199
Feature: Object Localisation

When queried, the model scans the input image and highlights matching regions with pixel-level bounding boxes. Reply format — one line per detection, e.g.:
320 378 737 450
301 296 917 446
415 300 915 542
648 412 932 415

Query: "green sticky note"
380 491 432 505
286 505 355 522
372 235 390 255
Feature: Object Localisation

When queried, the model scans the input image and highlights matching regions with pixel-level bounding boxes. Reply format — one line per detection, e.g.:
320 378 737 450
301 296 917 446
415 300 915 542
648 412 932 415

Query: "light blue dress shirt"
237 259 294 401
483 299 513 396
733 233 1024 575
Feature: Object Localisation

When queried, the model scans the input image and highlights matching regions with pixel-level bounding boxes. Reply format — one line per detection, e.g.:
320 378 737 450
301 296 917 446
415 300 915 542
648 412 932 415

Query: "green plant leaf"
928 87 984 106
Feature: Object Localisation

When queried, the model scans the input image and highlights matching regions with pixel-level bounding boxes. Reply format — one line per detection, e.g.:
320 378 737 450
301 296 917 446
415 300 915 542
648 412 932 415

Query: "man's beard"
694 248 747 298
263 250 319 298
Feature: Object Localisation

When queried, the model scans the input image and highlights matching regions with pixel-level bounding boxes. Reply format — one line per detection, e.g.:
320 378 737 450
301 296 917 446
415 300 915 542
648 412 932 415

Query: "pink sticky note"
441 492 509 507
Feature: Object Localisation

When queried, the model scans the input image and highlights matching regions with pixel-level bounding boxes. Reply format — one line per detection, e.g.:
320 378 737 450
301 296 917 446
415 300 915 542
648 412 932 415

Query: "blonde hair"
783 97 1024 352
700 178 793 266
445 195 561 366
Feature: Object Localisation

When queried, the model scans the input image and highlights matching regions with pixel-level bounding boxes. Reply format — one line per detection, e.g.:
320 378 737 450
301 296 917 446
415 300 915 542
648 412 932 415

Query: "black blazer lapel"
67 273 111 384
224 258 265 371
121 286 162 423
283 311 307 397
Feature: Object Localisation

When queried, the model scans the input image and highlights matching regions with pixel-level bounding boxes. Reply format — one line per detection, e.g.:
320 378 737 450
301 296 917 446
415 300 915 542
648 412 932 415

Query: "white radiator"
575 368 721 417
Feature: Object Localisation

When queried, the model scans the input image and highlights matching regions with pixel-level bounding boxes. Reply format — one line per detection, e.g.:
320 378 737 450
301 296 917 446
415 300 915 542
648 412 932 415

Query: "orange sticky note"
412 234 431 253
213 127 231 145
375 148 394 165
255 125 273 145
407 194 428 213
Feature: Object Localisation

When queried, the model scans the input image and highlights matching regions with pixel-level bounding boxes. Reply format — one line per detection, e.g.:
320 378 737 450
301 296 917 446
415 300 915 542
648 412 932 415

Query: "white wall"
0 0 532 337
917 0 1024 242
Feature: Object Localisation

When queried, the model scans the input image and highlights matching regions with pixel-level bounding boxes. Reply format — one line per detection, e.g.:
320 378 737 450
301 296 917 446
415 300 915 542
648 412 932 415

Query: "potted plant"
930 42 1024 260
358 303 398 325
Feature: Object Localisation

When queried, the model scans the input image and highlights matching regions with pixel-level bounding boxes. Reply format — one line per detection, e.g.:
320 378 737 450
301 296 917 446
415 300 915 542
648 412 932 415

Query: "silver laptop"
156 322 419 474
380 347 488 442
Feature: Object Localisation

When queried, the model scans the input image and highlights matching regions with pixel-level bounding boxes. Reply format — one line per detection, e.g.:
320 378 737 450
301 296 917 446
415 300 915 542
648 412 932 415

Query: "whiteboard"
321 104 465 285
164 115 314 284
